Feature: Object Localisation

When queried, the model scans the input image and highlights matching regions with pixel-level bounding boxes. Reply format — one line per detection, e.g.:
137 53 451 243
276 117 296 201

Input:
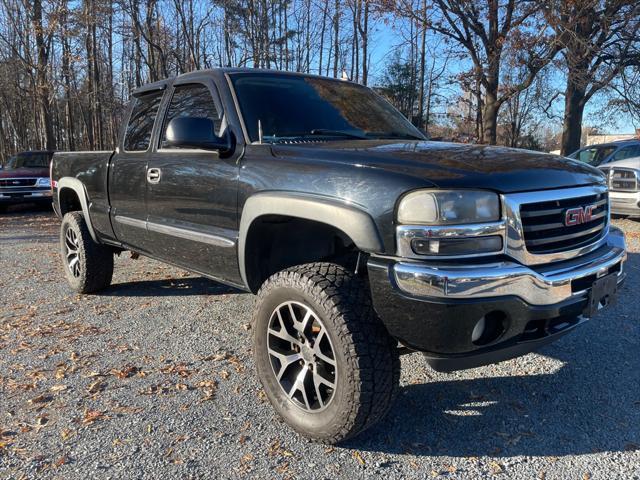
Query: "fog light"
471 311 507 346
411 235 502 256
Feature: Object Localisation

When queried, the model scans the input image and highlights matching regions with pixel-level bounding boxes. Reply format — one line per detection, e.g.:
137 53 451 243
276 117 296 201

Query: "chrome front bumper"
610 191 640 216
393 227 626 306
0 190 51 201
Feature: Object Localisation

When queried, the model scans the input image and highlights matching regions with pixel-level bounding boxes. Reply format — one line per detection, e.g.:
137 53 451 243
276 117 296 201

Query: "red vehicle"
0 151 54 212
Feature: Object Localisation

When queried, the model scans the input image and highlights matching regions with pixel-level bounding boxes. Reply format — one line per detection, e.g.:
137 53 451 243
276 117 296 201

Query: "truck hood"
0 167 49 178
270 140 605 193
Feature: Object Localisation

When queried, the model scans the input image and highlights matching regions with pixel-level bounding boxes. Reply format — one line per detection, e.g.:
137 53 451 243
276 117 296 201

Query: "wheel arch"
239 192 384 292
56 177 99 243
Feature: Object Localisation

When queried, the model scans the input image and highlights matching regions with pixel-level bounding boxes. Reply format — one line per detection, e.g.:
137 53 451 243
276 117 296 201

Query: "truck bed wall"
52 151 116 242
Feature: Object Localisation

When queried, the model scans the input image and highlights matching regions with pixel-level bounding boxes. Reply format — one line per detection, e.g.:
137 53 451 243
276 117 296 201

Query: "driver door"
144 80 242 285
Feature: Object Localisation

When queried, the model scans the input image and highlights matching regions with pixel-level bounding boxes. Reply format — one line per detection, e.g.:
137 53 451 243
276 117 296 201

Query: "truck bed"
52 150 115 239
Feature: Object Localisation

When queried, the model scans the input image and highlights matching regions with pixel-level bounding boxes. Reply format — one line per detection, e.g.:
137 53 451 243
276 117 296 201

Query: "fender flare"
57 177 99 243
238 191 384 288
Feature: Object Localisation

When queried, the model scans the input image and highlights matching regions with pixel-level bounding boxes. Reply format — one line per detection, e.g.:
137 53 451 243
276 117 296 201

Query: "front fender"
238 191 384 288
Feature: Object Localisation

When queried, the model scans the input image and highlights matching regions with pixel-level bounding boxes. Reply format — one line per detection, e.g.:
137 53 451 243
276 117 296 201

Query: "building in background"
586 129 640 146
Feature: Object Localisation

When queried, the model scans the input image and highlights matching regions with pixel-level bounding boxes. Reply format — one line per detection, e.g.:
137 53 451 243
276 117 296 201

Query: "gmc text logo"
564 205 596 226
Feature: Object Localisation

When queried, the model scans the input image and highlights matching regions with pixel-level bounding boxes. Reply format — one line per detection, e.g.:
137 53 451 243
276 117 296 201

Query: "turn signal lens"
411 235 503 256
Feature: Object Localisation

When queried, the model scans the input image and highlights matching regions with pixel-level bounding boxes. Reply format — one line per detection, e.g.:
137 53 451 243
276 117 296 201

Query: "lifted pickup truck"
51 68 627 444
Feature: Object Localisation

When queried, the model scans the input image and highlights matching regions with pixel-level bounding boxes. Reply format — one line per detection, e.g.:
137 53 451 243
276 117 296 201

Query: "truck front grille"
603 168 639 192
520 192 608 254
0 177 38 188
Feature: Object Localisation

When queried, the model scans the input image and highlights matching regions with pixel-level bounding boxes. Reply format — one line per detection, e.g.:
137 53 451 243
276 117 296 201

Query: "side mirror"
165 117 233 153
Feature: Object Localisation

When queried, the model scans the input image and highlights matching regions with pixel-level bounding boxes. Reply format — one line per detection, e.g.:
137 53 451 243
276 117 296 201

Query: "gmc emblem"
564 205 596 226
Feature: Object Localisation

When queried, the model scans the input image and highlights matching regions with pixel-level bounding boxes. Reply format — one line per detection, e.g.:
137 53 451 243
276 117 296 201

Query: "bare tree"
427 0 562 144
546 0 640 155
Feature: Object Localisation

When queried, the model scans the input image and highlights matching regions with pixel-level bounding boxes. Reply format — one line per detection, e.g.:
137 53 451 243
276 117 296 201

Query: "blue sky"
366 20 637 135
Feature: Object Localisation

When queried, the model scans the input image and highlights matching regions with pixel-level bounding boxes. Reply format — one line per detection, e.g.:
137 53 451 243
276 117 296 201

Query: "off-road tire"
60 211 113 293
252 262 400 444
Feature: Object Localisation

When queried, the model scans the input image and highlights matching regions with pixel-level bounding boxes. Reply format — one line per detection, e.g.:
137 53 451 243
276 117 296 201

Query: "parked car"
600 157 640 217
568 139 640 166
50 69 626 444
0 151 54 212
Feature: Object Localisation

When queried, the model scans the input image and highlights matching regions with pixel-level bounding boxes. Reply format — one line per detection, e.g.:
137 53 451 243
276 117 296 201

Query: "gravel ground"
1 206 639 480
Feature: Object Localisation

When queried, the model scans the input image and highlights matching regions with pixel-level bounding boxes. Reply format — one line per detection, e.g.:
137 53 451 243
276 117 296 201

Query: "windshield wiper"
309 129 368 139
365 131 424 140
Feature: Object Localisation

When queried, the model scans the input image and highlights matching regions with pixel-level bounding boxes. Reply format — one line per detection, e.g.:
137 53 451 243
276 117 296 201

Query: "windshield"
569 146 616 166
230 73 425 143
6 152 52 169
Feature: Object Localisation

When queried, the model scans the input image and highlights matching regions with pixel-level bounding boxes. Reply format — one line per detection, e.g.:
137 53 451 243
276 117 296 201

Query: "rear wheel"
60 212 113 293
252 262 400 444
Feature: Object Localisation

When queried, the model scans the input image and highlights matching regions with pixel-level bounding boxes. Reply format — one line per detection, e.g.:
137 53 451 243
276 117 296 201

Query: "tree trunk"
361 0 368 85
33 0 56 150
481 55 500 144
561 72 587 156
482 94 499 145
333 0 340 77
417 0 427 129
318 0 328 75
61 3 75 151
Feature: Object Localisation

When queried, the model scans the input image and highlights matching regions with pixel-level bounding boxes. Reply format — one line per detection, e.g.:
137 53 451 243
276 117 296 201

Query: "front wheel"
252 263 400 444
60 212 114 293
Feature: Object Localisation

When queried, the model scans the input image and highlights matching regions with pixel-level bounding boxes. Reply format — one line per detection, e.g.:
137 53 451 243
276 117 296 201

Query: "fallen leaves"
352 450 365 466
268 439 294 459
160 363 193 378
203 351 246 372
489 460 504 475
55 364 68 379
110 365 139 379
82 409 107 425
86 379 106 394
140 384 172 396
257 389 268 402
28 393 53 404
197 379 217 402
0 429 17 449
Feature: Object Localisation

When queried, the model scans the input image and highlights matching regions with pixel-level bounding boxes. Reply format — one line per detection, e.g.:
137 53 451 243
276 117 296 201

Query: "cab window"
572 146 616 166
161 83 221 149
124 90 164 152
611 145 640 162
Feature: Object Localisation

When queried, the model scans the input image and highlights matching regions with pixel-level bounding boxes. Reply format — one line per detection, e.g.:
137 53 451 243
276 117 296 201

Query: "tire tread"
253 262 400 444
61 211 113 293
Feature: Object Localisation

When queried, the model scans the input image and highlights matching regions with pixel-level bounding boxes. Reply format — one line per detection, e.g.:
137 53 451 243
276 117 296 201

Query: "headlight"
36 177 51 187
397 190 500 225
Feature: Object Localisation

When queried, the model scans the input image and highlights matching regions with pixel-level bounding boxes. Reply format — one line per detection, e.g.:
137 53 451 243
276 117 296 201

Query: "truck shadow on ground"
350 252 639 458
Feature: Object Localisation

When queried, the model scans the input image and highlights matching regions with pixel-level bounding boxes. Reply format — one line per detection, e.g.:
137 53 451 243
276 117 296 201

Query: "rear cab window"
124 90 164 152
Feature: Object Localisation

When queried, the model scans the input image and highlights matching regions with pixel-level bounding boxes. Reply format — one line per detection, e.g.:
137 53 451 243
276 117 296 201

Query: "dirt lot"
1 206 639 480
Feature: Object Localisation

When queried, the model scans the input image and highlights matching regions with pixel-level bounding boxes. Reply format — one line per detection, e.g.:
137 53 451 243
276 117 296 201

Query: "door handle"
147 168 161 184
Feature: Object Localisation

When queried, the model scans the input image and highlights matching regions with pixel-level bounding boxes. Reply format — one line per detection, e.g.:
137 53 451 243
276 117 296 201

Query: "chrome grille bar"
502 185 610 265
607 168 639 192
0 177 39 188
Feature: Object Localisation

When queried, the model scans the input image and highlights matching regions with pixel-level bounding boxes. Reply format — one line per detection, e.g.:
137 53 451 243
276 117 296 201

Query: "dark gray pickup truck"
51 68 627 444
